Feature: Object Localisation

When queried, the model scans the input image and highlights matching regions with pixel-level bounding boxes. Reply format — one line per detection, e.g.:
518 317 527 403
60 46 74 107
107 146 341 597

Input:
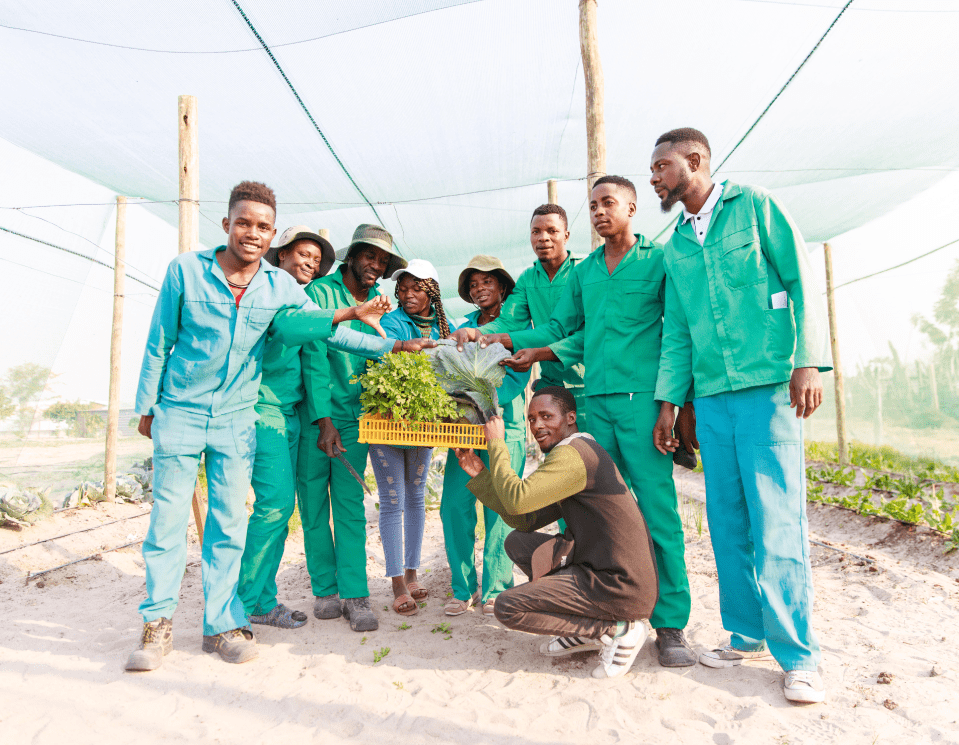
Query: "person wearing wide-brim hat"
297 223 410 633
440 255 531 617
263 225 336 281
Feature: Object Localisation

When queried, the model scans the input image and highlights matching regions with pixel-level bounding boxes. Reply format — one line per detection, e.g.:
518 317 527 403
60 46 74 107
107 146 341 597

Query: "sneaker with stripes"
591 621 648 679
699 644 773 668
540 635 604 657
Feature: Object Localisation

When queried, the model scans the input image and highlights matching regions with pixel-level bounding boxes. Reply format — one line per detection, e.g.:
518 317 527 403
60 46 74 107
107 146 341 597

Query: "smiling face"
467 270 504 312
528 393 577 453
278 239 323 285
649 142 693 213
530 213 570 264
396 274 431 317
221 200 277 267
348 245 391 289
589 183 635 238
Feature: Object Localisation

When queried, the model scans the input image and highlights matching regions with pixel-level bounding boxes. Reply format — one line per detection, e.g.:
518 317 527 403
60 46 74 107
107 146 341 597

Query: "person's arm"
506 270 585 351
135 261 183 418
653 272 694 409
547 326 585 368
496 324 533 401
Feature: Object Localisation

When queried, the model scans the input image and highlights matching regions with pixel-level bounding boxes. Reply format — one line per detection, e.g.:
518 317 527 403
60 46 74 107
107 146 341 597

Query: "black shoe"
313 593 343 620
655 627 696 667
341 596 379 632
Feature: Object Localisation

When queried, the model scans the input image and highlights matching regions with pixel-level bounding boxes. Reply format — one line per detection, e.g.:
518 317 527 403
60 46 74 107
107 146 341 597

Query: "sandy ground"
1 467 958 744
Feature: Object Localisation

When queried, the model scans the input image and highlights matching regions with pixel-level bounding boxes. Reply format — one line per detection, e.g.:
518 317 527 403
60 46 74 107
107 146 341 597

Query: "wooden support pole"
547 179 559 205
103 196 126 502
579 0 606 250
823 242 849 465
317 228 330 241
178 94 205 544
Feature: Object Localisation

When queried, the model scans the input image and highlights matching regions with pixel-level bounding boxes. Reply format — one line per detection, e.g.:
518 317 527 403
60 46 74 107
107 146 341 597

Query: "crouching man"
453 387 659 679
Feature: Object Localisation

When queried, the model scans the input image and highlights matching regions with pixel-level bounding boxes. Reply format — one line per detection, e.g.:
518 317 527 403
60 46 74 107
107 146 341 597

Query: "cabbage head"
427 342 511 423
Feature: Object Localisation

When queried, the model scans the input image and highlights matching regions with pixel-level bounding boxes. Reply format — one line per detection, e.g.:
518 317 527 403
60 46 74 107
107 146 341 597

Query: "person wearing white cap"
369 259 451 616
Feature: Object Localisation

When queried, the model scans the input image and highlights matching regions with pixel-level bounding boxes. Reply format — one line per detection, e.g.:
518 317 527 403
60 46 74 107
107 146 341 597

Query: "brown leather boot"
124 618 173 672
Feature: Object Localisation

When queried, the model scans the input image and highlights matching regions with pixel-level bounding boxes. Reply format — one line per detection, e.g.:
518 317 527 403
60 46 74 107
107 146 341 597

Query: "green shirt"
509 234 665 396
654 182 832 407
302 265 384 424
480 252 586 391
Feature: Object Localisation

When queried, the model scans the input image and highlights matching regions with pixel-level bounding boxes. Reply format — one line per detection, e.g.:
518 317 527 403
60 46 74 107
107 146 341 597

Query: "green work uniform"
441 310 530 604
297 265 384 600
654 182 833 407
479 252 589 433
509 235 690 630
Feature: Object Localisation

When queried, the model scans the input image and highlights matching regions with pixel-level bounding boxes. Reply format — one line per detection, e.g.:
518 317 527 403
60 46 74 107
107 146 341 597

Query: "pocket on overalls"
232 411 258 456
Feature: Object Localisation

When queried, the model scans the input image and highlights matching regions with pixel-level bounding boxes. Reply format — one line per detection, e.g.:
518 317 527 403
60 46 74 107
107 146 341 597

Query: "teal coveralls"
509 235 691 631
135 247 387 636
479 252 589 433
655 182 831 670
237 310 390 617
441 310 530 605
297 265 386 601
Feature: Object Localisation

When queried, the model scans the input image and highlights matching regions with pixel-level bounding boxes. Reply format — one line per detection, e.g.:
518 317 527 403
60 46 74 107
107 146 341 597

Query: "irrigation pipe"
0 510 151 556
809 538 877 565
25 539 143 584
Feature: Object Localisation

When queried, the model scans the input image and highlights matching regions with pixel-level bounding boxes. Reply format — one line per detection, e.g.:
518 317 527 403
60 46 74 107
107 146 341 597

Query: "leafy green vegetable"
354 352 459 424
427 342 511 423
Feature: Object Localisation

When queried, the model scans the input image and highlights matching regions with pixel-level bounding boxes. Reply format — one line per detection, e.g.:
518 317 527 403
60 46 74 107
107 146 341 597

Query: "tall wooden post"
823 242 849 465
579 0 606 250
317 228 330 241
547 179 559 205
179 95 205 544
103 196 126 502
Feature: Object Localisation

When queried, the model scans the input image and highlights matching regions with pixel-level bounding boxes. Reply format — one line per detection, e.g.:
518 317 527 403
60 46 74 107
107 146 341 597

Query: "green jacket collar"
331 263 380 300
531 250 583 279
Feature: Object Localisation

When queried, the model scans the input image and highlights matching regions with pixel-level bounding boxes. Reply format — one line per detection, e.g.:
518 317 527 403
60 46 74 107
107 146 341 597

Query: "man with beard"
478 176 696 667
454 387 659 679
450 204 589 433
298 224 409 632
649 127 831 703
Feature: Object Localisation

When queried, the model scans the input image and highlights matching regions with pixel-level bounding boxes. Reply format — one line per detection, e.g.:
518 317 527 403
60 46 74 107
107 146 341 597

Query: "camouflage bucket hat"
335 224 408 278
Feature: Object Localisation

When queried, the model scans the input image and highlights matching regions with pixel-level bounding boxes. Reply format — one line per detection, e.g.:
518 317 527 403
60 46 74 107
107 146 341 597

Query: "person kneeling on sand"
453 387 659 679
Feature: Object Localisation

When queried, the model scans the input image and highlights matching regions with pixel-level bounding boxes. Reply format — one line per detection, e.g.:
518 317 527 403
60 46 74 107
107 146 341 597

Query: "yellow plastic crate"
358 414 487 450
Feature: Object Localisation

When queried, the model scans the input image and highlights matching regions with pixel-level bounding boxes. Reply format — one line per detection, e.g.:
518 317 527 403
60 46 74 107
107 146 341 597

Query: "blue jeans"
695 382 820 672
369 444 432 578
140 404 257 636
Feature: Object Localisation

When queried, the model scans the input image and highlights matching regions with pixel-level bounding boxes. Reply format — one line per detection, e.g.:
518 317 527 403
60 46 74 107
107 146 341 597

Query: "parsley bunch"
354 352 459 423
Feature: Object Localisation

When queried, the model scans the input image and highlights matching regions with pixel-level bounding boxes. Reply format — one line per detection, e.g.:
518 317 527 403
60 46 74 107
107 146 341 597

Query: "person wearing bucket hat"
370 259 451 616
440 255 531 617
449 205 589 435
236 226 377 631
297 224 417 632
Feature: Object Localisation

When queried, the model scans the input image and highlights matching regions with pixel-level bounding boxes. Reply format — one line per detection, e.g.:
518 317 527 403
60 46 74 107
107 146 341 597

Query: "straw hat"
391 258 440 284
335 224 408 277
457 255 516 304
265 226 335 277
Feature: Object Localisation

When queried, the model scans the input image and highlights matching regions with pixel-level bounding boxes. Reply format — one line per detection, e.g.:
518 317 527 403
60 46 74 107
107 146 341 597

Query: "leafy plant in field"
864 473 897 492
891 477 924 500
354 353 458 424
431 622 451 635
944 528 959 554
807 484 825 502
373 647 390 663
881 496 925 524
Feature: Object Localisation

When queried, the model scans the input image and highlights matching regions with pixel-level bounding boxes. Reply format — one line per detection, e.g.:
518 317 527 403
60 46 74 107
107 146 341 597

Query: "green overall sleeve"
655 272 695 407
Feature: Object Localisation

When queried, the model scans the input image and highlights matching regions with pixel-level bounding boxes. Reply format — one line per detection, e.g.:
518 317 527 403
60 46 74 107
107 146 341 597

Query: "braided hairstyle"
394 276 451 339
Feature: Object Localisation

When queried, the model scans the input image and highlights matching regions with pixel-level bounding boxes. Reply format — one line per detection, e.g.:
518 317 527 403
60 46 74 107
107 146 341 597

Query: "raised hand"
477 333 514 351
450 327 479 351
483 415 506 443
354 295 392 338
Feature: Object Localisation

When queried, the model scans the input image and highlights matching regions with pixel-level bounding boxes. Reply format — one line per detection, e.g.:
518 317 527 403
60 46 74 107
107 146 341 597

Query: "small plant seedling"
360 636 368 645
444 634 453 640
431 623 452 635
445 591 453 598
418 601 427 608
374 647 391 663
399 622 411 631
393 681 404 690
383 605 389 611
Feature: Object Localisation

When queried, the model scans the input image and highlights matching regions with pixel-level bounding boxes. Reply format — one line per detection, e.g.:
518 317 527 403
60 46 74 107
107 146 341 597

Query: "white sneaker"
540 635 604 657
591 622 648 679
783 670 826 703
699 644 774 668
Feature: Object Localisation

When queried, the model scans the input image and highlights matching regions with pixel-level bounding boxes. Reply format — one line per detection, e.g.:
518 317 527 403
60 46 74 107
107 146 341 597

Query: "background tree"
2 363 54 436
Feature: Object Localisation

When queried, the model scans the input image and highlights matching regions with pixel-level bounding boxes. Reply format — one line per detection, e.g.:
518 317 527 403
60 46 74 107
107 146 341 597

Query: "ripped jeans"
369 444 433 578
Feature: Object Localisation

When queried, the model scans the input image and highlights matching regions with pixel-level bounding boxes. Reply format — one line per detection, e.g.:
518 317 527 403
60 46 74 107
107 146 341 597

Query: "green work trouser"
587 392 690 630
237 404 299 616
296 416 370 599
440 439 524 603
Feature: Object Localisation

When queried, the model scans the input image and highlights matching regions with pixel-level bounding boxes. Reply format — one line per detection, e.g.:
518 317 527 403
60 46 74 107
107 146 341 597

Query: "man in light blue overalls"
126 182 392 671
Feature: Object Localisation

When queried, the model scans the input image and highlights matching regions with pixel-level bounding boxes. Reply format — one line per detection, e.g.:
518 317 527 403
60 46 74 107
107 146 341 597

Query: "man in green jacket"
298 224 409 632
479 176 696 667
649 128 831 704
451 203 588 432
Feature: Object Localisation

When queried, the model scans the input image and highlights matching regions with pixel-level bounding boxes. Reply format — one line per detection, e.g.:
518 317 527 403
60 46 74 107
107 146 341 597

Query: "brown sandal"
393 594 419 616
407 581 428 601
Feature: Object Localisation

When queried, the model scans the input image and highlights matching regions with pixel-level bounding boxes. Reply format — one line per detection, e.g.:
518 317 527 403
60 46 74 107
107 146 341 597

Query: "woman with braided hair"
374 259 449 615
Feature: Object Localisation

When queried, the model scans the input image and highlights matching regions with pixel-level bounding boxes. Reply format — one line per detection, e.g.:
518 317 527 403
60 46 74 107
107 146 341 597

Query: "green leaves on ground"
373 647 390 663
354 352 458 424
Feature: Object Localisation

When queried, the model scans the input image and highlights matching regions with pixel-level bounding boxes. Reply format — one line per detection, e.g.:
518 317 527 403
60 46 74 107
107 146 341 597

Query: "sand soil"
1 467 957 744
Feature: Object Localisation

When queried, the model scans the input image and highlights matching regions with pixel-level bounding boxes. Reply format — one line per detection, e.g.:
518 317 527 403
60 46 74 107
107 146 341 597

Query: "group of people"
125 127 831 705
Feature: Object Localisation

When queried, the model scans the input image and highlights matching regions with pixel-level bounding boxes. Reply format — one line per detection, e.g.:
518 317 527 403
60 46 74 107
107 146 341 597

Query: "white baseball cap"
391 258 439 284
